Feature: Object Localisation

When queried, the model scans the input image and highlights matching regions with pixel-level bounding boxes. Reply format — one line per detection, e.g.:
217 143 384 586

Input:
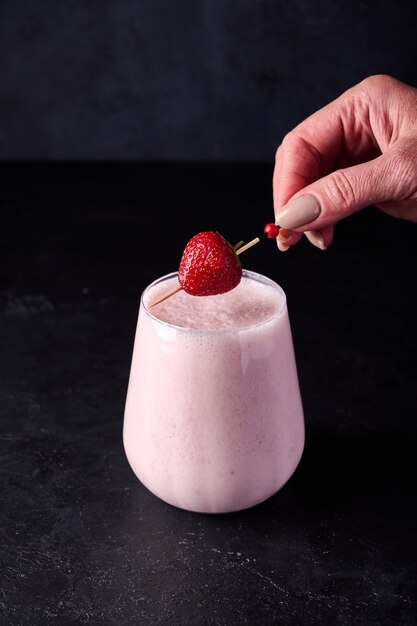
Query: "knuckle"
389 144 417 197
279 132 322 168
275 132 303 164
362 74 397 93
280 132 298 151
326 170 357 211
351 75 400 108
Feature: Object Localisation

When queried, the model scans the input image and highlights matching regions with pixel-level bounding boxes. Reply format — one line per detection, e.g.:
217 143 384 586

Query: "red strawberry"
178 232 242 296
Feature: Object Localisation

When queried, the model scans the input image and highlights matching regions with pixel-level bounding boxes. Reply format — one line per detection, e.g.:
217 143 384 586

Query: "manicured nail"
305 230 327 251
277 240 290 252
276 195 321 229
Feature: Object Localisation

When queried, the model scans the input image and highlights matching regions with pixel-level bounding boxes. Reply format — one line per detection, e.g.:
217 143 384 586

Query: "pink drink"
123 270 304 513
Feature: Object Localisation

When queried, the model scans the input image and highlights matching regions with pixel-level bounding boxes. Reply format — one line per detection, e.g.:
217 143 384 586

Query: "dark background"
1 0 417 161
1 2 417 625
1 163 417 625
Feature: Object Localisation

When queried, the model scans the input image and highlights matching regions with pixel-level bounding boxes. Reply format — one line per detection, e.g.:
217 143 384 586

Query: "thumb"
275 144 416 231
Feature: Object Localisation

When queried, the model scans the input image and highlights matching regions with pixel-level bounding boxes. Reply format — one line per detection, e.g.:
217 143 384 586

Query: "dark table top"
1 163 416 625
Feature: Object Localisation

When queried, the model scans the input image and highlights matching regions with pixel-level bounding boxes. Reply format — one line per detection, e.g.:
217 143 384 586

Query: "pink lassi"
123 270 304 513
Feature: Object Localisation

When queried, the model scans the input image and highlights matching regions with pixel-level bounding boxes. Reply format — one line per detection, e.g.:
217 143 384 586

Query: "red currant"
264 223 279 239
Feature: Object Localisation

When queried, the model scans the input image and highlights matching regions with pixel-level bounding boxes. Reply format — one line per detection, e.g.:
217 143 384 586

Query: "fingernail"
277 240 290 252
276 195 321 229
305 230 327 251
278 232 289 243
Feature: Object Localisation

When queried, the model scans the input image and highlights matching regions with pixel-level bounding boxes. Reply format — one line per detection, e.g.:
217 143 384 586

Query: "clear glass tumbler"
123 270 304 513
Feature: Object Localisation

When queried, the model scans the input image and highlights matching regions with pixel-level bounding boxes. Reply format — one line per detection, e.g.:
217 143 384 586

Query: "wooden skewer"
235 237 261 255
150 284 182 308
150 234 264 307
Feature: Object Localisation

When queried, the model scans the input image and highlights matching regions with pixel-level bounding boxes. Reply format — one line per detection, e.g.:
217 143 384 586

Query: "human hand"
273 75 417 251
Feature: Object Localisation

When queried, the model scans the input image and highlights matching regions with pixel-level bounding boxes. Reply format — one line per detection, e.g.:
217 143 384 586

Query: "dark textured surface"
1 1 417 160
0 162 417 625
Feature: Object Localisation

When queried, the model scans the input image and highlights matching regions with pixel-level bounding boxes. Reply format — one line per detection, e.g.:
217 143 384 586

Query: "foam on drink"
145 274 285 331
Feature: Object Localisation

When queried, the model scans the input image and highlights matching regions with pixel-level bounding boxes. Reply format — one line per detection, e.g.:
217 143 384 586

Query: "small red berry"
264 223 279 239
178 232 242 296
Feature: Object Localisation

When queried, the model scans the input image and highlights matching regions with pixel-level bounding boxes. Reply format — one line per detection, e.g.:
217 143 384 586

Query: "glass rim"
141 269 288 335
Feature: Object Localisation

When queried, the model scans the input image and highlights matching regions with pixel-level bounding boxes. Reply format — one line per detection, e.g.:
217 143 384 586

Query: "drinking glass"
123 270 304 513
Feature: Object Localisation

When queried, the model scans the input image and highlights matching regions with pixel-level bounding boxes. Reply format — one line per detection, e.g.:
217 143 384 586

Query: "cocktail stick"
149 285 183 308
235 237 261 256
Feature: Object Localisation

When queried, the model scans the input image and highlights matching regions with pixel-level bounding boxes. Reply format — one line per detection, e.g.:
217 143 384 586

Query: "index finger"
273 77 384 212
273 103 344 210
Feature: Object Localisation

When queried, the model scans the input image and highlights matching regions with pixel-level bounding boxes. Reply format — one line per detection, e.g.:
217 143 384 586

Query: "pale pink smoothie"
123 270 304 513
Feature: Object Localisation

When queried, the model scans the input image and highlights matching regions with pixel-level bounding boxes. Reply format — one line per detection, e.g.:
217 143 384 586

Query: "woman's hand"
273 75 417 250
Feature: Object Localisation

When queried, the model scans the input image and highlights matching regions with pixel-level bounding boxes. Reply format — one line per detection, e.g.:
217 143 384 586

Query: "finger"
272 78 384 252
277 228 302 247
273 84 380 210
273 130 335 210
304 226 334 250
275 141 417 232
320 225 335 247
273 133 329 247
276 226 333 252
